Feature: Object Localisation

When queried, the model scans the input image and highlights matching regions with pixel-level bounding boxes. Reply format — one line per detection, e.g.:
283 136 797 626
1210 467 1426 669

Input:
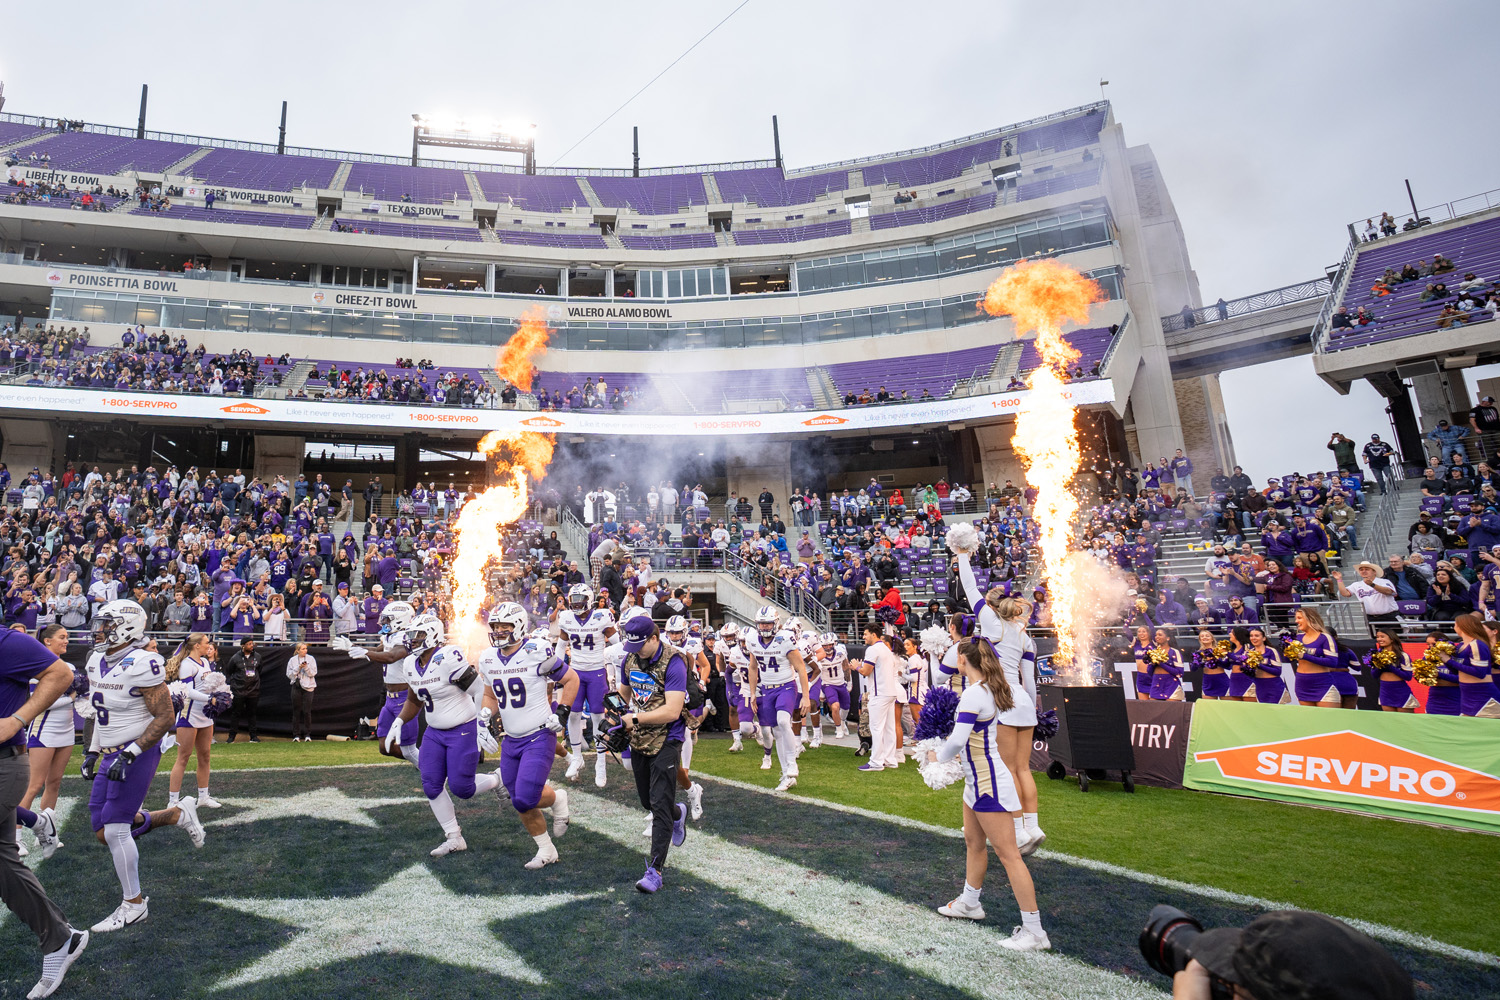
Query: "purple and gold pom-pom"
66 668 90 698
1034 708 1060 741
874 605 902 627
1212 639 1232 658
1282 640 1306 661
912 686 960 742
1412 655 1439 687
203 689 234 720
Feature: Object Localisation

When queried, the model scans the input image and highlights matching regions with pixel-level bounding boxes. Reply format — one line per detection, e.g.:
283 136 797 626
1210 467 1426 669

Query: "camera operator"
616 615 690 894
1141 905 1411 1000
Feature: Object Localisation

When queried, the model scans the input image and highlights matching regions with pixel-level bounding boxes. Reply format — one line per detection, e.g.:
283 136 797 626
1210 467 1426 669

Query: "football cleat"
430 834 468 857
551 788 570 838
687 782 704 821
594 752 607 788
809 733 823 749
938 898 986 921
524 842 559 870
90 898 148 934
176 799 206 848
728 735 743 752
775 775 797 792
565 753 583 782
759 752 773 770
998 926 1052 952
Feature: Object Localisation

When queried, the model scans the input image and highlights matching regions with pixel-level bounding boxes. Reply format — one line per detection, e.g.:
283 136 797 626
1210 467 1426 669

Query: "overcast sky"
2 1 1494 478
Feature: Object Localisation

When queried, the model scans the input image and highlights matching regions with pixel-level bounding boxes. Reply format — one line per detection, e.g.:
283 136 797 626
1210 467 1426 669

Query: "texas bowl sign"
1185 701 1500 833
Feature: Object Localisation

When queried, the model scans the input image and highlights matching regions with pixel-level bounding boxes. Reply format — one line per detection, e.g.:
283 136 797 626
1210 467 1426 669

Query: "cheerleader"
1131 625 1153 700
1192 628 1229 700
902 635 927 733
1444 614 1499 718
1225 626 1256 702
935 613 977 692
985 597 1045 856
1368 627 1416 712
1147 629 1186 700
1246 627 1289 704
165 633 222 810
18 624 75 857
1290 607 1355 708
1422 631 1462 716
930 639 1050 952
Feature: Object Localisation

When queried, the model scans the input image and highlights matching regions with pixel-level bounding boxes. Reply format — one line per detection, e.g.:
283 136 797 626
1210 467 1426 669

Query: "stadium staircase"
108 197 137 213
310 214 334 231
162 147 213 176
328 162 353 192
576 178 603 210
804 367 840 408
602 231 624 251
702 173 724 204
462 172 485 202
850 214 870 234
479 224 500 243
277 360 317 395
479 369 507 396
714 230 731 248
651 376 697 413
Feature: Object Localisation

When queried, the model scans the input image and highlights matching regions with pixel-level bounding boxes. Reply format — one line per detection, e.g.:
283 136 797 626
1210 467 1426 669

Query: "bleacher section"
11 132 198 174
1324 215 1500 351
588 174 707 215
732 219 852 245
824 344 1000 400
474 172 586 213
869 192 997 230
618 231 718 251
493 227 607 249
189 148 342 191
132 204 316 230
713 167 850 208
860 109 1106 188
1017 165 1102 203
345 162 469 204
335 218 482 242
1014 326 1115 373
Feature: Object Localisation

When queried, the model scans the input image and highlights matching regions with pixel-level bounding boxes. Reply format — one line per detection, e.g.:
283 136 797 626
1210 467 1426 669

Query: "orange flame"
448 315 556 655
980 258 1105 668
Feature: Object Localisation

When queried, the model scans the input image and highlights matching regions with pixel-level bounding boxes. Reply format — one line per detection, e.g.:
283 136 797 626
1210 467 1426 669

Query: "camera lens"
1139 904 1203 976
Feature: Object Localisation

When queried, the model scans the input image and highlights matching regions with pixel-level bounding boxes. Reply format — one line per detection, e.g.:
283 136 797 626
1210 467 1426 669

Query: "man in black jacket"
225 638 262 743
758 489 774 521
599 557 627 609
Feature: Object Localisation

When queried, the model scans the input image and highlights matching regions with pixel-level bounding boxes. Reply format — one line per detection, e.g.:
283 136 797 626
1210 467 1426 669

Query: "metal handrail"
1356 479 1406 564
1309 239 1361 354
1345 186 1500 242
1160 277 1332 333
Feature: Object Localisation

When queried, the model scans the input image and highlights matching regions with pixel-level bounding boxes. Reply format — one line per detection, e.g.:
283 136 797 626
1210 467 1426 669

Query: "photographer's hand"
1171 960 1212 1000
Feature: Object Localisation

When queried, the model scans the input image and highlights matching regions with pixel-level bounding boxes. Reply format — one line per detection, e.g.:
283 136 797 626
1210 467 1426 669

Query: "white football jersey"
819 644 850 685
381 632 409 685
746 629 799 687
403 645 478 729
558 608 615 671
478 639 569 738
603 643 629 690
724 644 752 690
87 647 166 745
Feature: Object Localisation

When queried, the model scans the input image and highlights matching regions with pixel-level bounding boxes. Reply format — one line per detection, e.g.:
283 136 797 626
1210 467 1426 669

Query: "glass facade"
49 266 1123 351
637 267 728 299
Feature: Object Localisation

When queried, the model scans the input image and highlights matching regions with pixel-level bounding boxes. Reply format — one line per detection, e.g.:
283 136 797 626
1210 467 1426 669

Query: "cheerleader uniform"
1451 640 1500 718
934 682 1021 813
1194 648 1230 698
1370 651 1417 710
1149 648 1186 700
1426 660 1462 717
993 621 1038 728
907 653 929 707
1132 640 1153 699
937 644 968 693
1292 632 1356 705
26 682 75 749
175 655 215 729
1225 647 1255 699
1249 647 1289 704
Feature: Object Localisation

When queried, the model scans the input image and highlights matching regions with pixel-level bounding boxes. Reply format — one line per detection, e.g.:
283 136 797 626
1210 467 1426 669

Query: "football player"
745 606 810 792
807 632 851 744
384 614 502 857
554 585 616 783
331 601 419 766
83 600 206 934
666 617 707 821
478 603 577 870
718 623 757 753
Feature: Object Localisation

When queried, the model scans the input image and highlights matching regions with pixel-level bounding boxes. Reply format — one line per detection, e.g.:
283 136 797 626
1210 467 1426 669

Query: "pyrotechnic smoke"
449 309 555 655
980 259 1104 674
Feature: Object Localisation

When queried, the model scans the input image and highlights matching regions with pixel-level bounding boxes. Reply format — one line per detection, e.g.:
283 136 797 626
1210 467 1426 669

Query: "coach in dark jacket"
226 638 262 742
600 557 627 609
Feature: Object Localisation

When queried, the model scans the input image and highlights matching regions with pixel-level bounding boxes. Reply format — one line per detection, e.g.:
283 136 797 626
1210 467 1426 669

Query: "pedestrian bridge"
1160 278 1329 378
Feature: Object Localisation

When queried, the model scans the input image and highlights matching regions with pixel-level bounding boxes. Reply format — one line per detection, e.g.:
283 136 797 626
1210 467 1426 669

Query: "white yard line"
697 772 1500 969
572 790 1166 1000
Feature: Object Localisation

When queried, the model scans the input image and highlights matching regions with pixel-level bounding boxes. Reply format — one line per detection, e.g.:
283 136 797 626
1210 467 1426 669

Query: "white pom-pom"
919 625 952 656
75 697 96 721
915 737 966 791
199 671 230 695
945 522 979 556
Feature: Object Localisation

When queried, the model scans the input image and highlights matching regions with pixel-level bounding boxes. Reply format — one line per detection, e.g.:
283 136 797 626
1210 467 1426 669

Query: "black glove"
554 703 571 732
107 749 137 782
80 751 100 782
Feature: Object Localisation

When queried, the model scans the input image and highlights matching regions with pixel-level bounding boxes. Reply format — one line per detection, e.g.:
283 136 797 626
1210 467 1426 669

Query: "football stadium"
1 6 1499 999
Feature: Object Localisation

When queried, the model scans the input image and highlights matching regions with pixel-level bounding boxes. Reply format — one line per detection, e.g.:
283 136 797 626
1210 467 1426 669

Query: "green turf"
141 736 389 771
681 736 1500 954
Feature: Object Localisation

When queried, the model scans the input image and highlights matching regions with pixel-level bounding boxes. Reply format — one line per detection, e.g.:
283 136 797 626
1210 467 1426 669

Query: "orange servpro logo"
521 415 564 428
221 402 270 415
801 414 849 426
1194 730 1500 812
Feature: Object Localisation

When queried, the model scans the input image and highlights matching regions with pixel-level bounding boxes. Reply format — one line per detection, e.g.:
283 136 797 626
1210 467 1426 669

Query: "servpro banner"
1184 700 1500 834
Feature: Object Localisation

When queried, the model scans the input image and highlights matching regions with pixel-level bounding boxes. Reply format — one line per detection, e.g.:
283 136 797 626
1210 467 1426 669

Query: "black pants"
631 739 682 872
291 687 314 739
228 694 260 738
1 753 70 953
705 677 730 731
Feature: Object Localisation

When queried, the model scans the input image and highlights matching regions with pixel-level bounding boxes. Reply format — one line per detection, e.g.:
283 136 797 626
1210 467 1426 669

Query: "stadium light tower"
411 115 537 173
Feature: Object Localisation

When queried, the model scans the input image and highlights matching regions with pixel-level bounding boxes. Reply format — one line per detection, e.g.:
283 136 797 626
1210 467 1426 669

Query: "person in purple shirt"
304 588 333 642
1155 590 1187 626
1169 449 1194 497
10 590 43 631
376 550 401 591
361 586 388 634
230 594 261 638
1260 523 1297 563
1290 515 1329 554
1223 595 1259 625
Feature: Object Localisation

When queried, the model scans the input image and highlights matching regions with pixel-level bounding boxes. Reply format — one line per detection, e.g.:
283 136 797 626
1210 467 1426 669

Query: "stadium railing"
1159 278 1333 334
1343 185 1500 247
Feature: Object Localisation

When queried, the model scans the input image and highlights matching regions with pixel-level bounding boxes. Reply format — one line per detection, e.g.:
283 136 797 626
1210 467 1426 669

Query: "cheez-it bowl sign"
1194 730 1500 811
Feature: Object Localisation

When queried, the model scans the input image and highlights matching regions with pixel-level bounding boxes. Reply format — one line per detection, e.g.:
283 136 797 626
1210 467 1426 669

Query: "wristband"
10 714 28 727
124 741 144 756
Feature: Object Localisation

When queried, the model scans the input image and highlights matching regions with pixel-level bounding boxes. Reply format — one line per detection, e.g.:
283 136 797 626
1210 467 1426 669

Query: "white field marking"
206 863 598 990
205 787 427 828
2 797 79 931
56 760 409 781
698 773 1500 970
572 790 1166 1000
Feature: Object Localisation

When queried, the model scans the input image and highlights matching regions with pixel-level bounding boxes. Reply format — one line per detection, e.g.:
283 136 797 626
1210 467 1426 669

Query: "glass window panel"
712 268 727 295
667 270 682 298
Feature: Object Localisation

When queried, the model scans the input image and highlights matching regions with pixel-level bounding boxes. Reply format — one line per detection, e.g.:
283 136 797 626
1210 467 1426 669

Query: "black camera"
1139 905 1234 1000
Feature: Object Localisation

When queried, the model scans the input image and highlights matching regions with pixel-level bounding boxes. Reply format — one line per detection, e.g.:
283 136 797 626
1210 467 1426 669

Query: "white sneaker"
1019 827 1046 857
197 794 223 809
90 898 148 933
938 897 986 920
17 840 27 858
430 834 467 857
775 774 797 792
759 752 773 770
998 926 1051 952
835 725 848 738
593 752 608 788
28 927 88 998
176 799 206 848
687 782 704 821
551 788 570 838
642 814 653 838
564 754 583 782
788 761 799 779
810 734 823 748
35 808 60 859
728 736 743 752
524 842 559 870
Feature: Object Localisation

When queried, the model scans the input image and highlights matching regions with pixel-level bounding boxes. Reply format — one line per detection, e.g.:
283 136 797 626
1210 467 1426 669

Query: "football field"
4 737 1498 999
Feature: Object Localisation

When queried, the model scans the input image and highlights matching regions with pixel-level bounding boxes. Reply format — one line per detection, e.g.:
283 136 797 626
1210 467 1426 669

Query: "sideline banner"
1030 696 1190 789
1184 700 1500 834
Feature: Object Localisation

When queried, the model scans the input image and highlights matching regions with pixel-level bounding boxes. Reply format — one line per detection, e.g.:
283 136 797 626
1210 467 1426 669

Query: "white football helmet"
568 583 593 612
820 631 839 649
404 614 445 653
488 602 529 647
379 600 416 636
619 605 651 626
92 599 148 651
754 605 779 642
719 622 739 641
665 615 689 643
528 626 552 643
